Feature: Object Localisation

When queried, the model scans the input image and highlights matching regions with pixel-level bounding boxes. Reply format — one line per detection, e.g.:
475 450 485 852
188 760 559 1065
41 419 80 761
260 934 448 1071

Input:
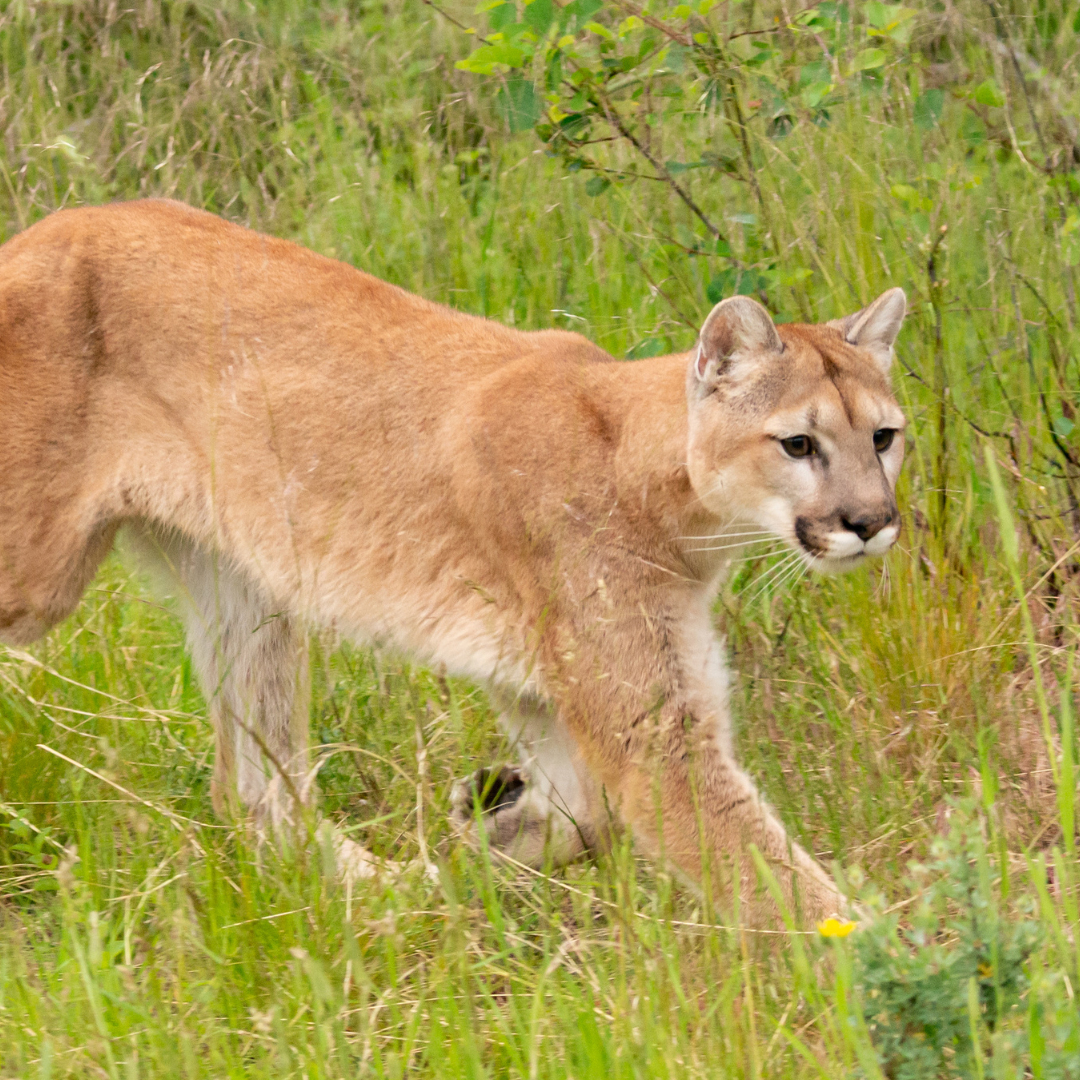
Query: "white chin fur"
808 552 866 575
863 524 900 557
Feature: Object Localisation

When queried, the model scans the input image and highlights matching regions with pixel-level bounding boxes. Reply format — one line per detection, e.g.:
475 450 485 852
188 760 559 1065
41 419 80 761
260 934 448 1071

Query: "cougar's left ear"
691 295 782 394
832 287 906 373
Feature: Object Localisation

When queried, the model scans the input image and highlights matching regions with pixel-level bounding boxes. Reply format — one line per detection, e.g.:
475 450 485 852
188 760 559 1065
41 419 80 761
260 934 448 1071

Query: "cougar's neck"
595 352 727 558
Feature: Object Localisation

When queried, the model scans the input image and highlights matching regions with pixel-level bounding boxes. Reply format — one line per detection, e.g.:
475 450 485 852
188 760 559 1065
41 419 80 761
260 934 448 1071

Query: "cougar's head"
685 289 907 573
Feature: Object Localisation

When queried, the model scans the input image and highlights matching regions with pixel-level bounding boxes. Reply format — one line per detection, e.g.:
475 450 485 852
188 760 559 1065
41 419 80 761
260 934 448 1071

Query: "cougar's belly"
337 582 536 691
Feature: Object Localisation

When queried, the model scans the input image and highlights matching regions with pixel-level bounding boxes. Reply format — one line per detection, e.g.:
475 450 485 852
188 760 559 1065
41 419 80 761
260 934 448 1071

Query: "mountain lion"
0 200 906 926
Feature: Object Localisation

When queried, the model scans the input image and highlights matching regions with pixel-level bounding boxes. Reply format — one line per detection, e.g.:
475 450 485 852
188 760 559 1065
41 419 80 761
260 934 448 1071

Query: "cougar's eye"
779 435 815 459
873 428 896 453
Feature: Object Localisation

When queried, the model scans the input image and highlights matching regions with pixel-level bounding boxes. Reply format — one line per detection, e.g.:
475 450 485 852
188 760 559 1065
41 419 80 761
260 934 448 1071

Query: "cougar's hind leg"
126 525 311 832
451 693 605 867
127 525 399 881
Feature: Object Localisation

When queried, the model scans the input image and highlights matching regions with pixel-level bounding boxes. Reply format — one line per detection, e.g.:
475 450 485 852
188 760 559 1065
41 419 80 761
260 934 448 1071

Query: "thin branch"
420 0 491 41
593 87 725 238
983 0 1050 163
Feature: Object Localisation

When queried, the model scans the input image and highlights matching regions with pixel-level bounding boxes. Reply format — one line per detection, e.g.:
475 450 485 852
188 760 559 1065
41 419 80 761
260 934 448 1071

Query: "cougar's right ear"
691 295 782 393
830 287 906 373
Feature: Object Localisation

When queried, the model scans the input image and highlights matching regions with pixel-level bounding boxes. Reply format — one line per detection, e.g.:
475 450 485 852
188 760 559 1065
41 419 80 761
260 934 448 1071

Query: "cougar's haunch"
0 200 907 925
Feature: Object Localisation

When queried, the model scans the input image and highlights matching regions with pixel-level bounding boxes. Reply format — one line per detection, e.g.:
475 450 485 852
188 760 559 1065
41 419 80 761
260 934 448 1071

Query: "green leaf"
798 61 830 87
1054 415 1076 439
524 0 555 34
556 113 591 139
744 40 776 67
909 211 930 236
890 182 919 205
800 81 831 108
767 112 794 138
563 0 603 22
664 159 707 174
700 151 740 174
794 8 830 29
454 41 527 74
584 175 611 196
865 1 915 32
499 78 541 132
491 22 531 41
779 266 813 286
974 78 1005 108
455 56 489 74
706 270 734 304
864 0 893 28
853 47 886 71
663 44 687 72
961 110 987 144
626 338 665 359
706 266 767 303
914 88 944 130
488 1 516 31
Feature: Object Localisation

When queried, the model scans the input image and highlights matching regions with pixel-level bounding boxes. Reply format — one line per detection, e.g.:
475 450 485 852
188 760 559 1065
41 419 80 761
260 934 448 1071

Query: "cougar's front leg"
450 692 604 867
553 611 844 928
623 739 842 926
585 718 842 925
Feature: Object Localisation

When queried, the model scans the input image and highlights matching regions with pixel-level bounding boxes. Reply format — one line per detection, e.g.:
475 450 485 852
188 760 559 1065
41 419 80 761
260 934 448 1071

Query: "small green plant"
854 803 1041 1079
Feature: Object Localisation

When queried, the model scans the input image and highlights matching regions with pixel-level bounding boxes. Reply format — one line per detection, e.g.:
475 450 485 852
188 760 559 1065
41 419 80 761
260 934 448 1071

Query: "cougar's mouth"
791 516 901 573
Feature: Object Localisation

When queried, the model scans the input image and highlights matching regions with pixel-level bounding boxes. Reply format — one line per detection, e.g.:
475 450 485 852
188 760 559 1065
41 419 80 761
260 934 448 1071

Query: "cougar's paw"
317 822 403 885
449 765 527 842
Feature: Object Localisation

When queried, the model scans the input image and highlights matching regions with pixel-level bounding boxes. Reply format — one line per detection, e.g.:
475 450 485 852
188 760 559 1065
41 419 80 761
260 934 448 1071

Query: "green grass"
0 0 1078 1075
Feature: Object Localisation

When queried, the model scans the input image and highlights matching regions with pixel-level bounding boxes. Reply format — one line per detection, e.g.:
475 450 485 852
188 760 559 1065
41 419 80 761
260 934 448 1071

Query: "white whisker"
776 555 810 595
744 551 801 605
726 547 788 566
674 529 774 542
772 550 806 585
683 537 783 555
875 557 892 601
766 554 804 594
761 556 801 598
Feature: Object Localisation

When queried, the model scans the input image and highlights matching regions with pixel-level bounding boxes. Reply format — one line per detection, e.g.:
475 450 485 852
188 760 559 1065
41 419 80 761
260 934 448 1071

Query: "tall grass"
0 0 1077 1075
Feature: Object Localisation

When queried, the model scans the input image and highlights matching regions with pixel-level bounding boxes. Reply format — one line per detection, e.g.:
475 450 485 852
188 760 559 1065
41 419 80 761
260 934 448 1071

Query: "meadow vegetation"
0 0 1078 1075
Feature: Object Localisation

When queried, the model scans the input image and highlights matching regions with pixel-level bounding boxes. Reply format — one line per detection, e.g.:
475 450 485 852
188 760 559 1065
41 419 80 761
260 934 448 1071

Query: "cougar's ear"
691 295 782 392
832 287 906 373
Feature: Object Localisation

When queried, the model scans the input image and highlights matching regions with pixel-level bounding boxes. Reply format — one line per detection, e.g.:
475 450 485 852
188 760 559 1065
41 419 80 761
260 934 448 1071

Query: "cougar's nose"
840 510 894 542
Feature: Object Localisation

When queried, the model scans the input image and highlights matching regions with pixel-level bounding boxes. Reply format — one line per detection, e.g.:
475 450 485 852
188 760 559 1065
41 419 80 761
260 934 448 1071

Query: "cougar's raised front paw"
316 821 403 885
450 765 527 840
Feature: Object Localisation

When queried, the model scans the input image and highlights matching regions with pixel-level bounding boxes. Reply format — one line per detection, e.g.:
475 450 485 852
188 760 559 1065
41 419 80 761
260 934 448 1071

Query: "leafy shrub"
854 804 1041 1079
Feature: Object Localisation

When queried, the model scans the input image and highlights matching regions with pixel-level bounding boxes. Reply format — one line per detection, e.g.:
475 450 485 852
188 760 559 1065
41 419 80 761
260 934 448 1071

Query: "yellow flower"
817 917 857 938
978 962 993 977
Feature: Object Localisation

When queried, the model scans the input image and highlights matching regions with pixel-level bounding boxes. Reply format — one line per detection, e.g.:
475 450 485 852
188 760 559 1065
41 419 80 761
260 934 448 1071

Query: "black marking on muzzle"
794 516 825 555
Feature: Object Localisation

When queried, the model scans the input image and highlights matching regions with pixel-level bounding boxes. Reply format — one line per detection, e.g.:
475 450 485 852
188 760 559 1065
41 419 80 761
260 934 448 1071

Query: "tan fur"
0 200 907 925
